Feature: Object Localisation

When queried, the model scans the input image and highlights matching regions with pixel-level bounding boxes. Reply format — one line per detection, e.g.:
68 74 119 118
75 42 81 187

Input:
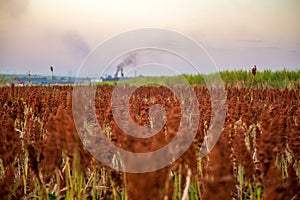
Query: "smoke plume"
62 30 91 59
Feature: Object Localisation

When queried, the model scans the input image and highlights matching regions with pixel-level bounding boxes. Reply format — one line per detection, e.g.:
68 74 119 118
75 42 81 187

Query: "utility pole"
27 70 31 85
50 66 54 84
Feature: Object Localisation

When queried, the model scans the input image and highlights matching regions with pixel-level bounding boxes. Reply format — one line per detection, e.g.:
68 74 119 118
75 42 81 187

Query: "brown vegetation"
0 84 299 199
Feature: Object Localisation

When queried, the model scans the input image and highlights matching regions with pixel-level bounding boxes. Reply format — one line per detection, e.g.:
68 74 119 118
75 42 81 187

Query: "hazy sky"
0 0 299 76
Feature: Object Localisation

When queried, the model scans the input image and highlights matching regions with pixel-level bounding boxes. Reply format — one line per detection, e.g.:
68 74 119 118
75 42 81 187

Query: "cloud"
62 30 91 59
0 0 29 18
258 46 281 50
288 49 300 55
236 39 263 43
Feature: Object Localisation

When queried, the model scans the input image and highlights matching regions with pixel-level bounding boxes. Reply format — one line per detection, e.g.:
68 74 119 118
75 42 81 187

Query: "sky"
0 0 299 76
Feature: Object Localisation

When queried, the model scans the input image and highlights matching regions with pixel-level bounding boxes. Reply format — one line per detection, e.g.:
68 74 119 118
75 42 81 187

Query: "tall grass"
187 69 300 88
102 70 300 89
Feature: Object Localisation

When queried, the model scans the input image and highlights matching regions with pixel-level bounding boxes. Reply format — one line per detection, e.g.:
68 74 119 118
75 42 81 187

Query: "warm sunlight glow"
0 0 299 75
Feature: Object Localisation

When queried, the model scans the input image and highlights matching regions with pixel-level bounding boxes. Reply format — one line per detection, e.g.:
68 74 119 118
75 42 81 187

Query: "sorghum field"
1 71 300 200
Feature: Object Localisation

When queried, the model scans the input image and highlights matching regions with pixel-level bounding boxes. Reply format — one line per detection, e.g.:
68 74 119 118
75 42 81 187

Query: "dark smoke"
119 53 136 66
62 30 91 59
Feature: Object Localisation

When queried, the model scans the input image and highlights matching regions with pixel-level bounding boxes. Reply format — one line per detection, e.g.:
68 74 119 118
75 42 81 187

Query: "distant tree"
0 75 6 85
